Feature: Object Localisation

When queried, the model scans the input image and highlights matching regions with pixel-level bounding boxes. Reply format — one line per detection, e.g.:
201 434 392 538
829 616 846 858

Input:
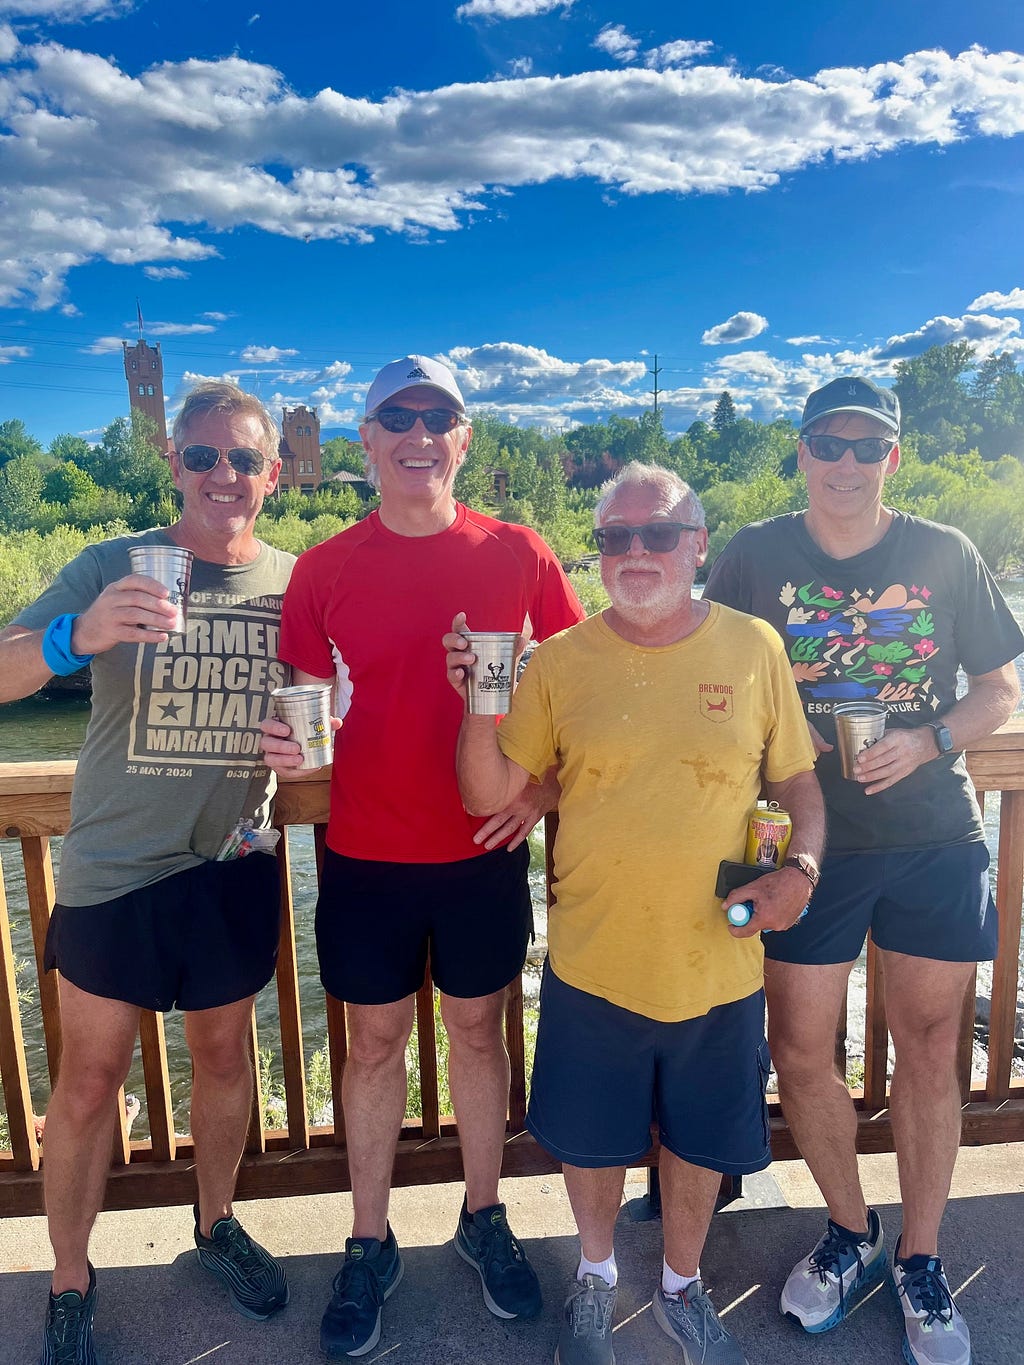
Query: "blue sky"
1 0 1023 445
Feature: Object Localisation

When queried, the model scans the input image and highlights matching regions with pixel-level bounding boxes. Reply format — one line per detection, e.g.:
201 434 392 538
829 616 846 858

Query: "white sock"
662 1258 700 1295
578 1251 618 1287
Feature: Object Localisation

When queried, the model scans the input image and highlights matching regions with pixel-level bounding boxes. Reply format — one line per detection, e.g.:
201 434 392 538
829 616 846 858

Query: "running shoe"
320 1225 403 1358
555 1273 616 1365
893 1237 971 1365
653 1280 748 1364
40 1262 101 1365
194 1206 289 1321
780 1208 886 1332
453 1197 542 1319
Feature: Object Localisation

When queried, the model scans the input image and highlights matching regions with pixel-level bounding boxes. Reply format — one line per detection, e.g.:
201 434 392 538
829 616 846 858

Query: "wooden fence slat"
246 1008 266 1154
326 995 348 1146
0 854 39 1172
110 1086 131 1166
505 976 528 1134
22 836 62 1085
956 968 977 1103
986 789 1024 1100
138 1010 176 1162
862 935 889 1111
274 832 309 1146
415 980 441 1142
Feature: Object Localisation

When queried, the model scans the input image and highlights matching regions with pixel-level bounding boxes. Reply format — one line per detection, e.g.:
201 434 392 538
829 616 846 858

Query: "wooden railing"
2 723 1023 1217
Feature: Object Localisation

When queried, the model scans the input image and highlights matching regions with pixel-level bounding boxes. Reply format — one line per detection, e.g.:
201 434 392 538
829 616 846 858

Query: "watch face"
933 724 953 753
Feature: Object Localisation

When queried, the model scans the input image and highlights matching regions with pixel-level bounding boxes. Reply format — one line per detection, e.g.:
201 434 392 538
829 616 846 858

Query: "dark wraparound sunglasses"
178 444 268 476
804 435 897 464
593 521 702 556
370 406 465 435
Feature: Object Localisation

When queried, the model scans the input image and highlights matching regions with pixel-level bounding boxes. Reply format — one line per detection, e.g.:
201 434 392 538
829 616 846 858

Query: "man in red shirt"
262 356 584 1358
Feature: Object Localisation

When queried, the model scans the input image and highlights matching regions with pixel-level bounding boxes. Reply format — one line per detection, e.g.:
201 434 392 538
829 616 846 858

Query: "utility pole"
648 353 662 415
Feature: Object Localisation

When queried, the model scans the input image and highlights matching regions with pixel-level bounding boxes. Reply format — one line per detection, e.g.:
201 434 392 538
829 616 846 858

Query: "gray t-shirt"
15 528 295 905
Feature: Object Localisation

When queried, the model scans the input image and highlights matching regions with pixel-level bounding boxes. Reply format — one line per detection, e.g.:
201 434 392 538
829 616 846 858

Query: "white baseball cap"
364 355 465 417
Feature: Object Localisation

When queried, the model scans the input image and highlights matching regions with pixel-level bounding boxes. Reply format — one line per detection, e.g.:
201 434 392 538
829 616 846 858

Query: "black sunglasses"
592 522 702 556
178 444 268 476
804 435 896 465
370 406 465 435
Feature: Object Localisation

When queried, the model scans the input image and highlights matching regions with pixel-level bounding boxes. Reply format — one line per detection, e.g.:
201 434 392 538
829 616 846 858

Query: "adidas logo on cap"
407 366 428 379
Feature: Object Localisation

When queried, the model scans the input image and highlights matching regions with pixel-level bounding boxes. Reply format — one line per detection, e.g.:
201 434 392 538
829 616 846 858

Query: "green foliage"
0 522 130 625
320 436 366 478
567 565 609 616
42 461 100 506
255 511 354 555
0 418 43 468
712 391 737 433
0 456 45 529
48 434 93 466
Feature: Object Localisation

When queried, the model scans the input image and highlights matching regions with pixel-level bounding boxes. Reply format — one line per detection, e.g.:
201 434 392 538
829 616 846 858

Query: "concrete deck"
2 1144 1022 1364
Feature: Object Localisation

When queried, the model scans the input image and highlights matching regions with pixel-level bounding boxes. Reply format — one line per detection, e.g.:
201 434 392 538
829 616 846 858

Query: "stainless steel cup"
463 632 519 715
271 684 334 770
128 545 193 634
833 700 888 779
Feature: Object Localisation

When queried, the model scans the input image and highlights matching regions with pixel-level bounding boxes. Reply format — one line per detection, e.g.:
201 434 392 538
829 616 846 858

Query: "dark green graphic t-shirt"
15 529 295 904
703 511 1024 852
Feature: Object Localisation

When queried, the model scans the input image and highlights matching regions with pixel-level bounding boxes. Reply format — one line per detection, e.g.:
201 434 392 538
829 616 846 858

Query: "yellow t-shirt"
497 603 816 1022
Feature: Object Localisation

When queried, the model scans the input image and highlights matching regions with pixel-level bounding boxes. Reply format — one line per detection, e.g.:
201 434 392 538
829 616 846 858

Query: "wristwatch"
783 855 820 893
928 722 955 755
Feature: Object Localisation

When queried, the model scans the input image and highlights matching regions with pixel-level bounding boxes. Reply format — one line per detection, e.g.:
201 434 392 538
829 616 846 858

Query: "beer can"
744 803 792 869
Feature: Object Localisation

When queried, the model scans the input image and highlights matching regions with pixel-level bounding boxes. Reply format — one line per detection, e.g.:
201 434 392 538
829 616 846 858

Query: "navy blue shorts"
316 843 533 1004
45 853 281 1012
526 964 772 1175
763 843 998 966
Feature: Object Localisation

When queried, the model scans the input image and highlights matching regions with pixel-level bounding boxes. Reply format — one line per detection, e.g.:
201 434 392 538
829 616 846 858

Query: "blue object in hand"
725 902 809 932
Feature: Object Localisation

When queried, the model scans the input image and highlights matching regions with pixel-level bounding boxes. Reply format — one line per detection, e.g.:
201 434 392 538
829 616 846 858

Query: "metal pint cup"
128 545 193 634
463 632 519 715
833 700 888 779
271 684 334 770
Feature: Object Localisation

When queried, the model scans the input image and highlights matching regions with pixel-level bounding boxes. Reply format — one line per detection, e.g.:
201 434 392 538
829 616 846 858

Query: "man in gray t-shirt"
0 383 295 1362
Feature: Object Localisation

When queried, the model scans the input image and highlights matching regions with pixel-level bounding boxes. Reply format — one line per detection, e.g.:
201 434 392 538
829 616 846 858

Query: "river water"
2 584 1023 1133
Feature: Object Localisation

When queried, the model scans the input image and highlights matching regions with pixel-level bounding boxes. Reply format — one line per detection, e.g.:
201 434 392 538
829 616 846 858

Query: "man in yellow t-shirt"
446 462 824 1365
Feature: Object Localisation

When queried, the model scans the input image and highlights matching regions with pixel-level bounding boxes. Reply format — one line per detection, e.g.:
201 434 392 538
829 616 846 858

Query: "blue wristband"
41 613 95 676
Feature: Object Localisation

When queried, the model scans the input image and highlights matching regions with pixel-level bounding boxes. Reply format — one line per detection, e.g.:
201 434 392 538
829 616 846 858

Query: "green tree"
0 419 43 469
893 342 978 458
712 391 738 434
48 433 94 466
85 412 172 502
320 436 366 478
42 461 101 506
0 456 44 529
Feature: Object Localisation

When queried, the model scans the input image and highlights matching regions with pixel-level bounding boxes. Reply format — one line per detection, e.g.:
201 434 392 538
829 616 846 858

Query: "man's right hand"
71 574 180 655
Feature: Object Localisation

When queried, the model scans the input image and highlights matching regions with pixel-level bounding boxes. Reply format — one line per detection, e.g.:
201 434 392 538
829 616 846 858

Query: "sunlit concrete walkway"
2 1145 1022 1364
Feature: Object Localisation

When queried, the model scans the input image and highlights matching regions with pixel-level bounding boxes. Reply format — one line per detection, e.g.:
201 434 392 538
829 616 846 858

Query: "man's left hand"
852 727 936 795
725 865 811 938
472 771 558 852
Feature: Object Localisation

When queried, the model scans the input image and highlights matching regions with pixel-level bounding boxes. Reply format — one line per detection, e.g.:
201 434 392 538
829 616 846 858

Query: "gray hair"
173 382 280 463
594 461 704 527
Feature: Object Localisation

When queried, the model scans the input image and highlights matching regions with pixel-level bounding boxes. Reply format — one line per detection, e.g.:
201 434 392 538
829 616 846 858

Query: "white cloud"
967 287 1024 313
872 312 1021 360
83 335 129 354
507 57 533 78
644 39 713 71
593 23 638 63
702 311 769 345
0 23 18 61
457 0 572 17
3 41 1024 307
0 0 133 19
311 359 354 400
0 344 29 362
786 334 829 345
240 344 299 363
142 320 216 336
201 311 232 322
316 402 359 427
144 264 190 280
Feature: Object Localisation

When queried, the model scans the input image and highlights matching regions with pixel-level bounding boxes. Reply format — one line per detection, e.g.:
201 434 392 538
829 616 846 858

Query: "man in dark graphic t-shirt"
0 383 294 1362
704 376 1023 1365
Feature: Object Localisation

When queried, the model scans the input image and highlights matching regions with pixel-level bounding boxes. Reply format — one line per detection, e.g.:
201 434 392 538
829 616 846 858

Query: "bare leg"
562 1164 625 1262
659 1150 723 1277
441 988 510 1213
185 996 259 1236
880 950 974 1257
765 958 868 1232
44 979 139 1294
342 997 416 1241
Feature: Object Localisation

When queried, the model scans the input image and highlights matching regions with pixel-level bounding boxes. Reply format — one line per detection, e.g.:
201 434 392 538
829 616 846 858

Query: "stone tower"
122 339 168 449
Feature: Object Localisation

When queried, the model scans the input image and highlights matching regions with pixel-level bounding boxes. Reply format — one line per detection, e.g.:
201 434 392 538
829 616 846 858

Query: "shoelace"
678 1284 727 1344
808 1222 867 1311
900 1263 956 1328
570 1280 614 1338
214 1223 267 1278
332 1255 384 1311
47 1296 91 1365
476 1219 530 1282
